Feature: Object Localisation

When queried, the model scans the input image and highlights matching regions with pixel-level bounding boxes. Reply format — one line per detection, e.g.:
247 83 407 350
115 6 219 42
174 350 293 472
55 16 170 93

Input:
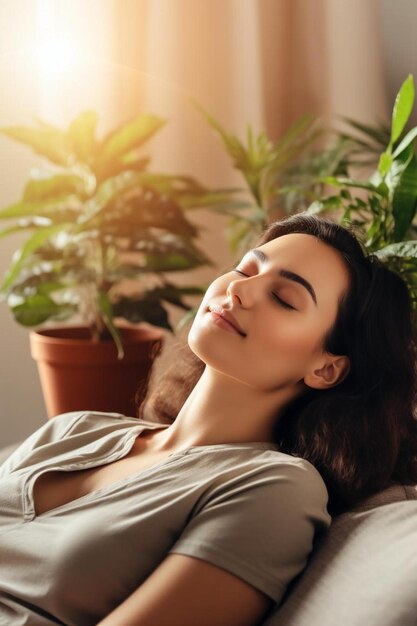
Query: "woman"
1 212 416 626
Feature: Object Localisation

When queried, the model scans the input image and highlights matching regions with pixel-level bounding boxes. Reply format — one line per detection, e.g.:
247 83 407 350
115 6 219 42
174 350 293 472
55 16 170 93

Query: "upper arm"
167 461 331 604
96 553 274 626
96 462 330 626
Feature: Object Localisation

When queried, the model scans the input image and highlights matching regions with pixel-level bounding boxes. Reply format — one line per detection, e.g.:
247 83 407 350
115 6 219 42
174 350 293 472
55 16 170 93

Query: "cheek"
269 319 318 345
191 277 230 327
248 318 325 386
196 276 226 309
261 319 324 360
187 278 228 353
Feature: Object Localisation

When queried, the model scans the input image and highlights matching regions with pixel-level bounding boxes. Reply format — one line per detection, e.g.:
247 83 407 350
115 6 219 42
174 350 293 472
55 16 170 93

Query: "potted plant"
197 76 417 324
305 74 417 321
0 110 220 418
195 103 391 259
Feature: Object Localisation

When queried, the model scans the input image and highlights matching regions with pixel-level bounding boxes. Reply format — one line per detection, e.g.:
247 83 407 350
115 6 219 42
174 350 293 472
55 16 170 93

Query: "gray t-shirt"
0 410 332 626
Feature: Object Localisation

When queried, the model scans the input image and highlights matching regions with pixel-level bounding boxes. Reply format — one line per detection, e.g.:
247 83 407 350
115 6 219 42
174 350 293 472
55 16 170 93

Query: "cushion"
262 483 417 626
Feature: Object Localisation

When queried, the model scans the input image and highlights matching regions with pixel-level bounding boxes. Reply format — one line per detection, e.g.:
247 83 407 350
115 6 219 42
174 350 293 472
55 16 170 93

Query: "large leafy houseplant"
198 76 417 322
0 110 220 358
195 105 325 256
306 74 417 315
195 102 390 258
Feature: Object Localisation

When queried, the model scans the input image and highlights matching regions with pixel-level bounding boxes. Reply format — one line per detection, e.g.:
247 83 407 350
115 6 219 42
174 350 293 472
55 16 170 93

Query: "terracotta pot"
29 325 164 419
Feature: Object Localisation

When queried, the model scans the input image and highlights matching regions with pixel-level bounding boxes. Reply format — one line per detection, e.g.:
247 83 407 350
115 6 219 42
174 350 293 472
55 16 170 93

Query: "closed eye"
232 268 249 277
231 268 297 311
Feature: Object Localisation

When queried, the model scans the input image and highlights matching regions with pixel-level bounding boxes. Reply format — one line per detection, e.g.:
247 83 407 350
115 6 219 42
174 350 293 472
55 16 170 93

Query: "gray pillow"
262 484 417 626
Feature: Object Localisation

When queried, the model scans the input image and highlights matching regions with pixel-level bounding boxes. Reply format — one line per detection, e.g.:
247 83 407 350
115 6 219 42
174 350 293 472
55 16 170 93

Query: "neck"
146 366 301 454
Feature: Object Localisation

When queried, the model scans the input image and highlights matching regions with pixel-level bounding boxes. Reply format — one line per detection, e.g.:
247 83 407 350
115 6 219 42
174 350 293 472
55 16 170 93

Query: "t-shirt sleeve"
168 460 331 604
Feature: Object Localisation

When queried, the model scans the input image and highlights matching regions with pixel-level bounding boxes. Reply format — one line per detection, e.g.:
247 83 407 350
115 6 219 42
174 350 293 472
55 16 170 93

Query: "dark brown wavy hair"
137 212 417 516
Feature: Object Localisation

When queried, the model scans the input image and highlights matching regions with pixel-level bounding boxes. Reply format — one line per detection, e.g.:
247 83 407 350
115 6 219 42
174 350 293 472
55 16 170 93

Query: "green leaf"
23 174 90 203
67 110 98 163
97 114 166 169
322 176 387 196
374 240 417 260
35 280 67 295
137 251 207 272
0 200 81 228
128 173 208 198
391 74 415 144
112 296 173 331
0 220 49 241
97 291 124 359
128 231 212 263
392 126 417 159
0 123 73 166
0 223 73 293
179 190 242 210
392 153 417 240
306 200 325 215
79 178 200 240
378 151 393 178
95 156 150 182
0 196 81 220
142 283 205 311
273 114 318 152
9 293 76 326
227 218 255 254
341 117 391 147
192 100 250 171
306 197 343 215
247 124 254 157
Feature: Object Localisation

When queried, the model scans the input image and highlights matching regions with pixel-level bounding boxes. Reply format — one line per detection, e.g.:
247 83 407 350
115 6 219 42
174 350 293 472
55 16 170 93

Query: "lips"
208 304 246 337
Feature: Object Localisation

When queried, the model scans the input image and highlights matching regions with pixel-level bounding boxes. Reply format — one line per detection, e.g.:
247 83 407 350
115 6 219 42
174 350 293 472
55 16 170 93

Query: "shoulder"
60 410 143 434
167 448 331 605
0 410 143 476
216 447 330 514
183 447 332 534
260 450 331 524
268 450 329 503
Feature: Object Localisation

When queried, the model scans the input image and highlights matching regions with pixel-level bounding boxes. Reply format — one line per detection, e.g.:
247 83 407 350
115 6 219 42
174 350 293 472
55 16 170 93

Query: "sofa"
263 481 417 626
1 440 416 626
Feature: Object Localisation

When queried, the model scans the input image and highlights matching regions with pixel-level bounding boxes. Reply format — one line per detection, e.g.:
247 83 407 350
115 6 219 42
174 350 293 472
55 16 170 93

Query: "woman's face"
188 233 351 392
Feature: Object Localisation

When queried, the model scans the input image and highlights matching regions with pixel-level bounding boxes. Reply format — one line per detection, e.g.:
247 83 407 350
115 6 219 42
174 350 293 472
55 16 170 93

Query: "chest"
32 443 172 516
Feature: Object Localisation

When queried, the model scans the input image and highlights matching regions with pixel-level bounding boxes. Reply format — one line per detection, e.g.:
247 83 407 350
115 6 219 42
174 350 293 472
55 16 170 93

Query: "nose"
227 275 257 308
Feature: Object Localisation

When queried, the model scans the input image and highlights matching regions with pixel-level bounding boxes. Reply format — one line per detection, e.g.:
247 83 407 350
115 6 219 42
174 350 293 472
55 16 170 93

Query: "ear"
303 354 351 390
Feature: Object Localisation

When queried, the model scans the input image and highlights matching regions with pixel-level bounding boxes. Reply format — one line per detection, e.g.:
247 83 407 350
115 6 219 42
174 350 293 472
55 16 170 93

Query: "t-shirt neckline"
134 419 280 455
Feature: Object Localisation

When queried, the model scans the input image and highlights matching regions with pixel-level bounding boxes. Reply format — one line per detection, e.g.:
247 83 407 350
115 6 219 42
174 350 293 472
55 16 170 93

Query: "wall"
0 0 121 446
380 0 417 124
0 2 47 446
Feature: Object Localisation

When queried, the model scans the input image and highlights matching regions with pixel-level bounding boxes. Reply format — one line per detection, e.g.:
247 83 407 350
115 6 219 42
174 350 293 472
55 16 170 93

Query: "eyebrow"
249 248 318 306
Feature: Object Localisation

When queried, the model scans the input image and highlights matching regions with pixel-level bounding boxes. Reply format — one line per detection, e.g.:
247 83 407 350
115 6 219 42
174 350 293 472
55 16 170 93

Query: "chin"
187 325 215 367
187 325 206 362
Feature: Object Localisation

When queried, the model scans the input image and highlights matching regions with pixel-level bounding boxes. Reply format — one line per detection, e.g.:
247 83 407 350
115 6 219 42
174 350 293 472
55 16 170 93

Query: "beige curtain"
111 0 389 285
259 0 389 139
113 0 388 169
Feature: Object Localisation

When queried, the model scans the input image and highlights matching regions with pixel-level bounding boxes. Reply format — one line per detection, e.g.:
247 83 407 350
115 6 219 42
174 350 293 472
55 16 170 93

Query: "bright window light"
35 38 78 77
